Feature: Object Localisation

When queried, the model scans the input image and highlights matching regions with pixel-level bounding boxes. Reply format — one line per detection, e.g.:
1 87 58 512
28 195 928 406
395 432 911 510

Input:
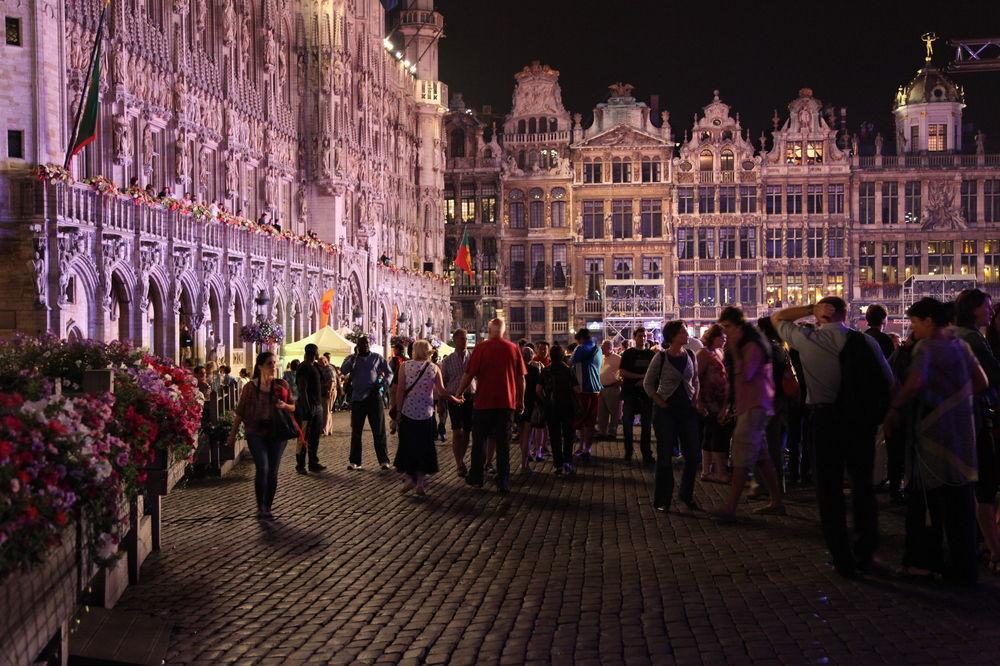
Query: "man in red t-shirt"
456 318 526 494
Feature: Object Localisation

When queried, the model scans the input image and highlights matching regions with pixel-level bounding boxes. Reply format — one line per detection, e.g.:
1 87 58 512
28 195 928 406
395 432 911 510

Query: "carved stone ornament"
113 114 133 165
30 240 47 307
922 180 967 231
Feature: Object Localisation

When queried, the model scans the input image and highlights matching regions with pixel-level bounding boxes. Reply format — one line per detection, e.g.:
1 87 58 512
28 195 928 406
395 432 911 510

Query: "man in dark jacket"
295 343 325 473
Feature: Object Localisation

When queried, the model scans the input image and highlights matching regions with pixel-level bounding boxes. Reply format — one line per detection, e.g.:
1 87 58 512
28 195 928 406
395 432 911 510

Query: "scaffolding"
900 274 978 316
601 279 666 347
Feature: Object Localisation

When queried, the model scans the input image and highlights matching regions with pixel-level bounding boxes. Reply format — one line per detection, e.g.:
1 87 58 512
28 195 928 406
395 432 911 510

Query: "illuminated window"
928 124 947 152
720 275 738 304
984 240 1000 284
720 150 734 171
677 276 695 307
787 274 804 305
827 274 844 299
927 240 954 275
859 241 876 283
480 184 497 224
904 240 921 278
904 181 921 224
881 241 898 283
805 142 823 164
881 182 898 224
699 150 713 172
444 190 456 224
961 240 977 277
460 184 476 223
698 275 717 306
785 142 803 165
5 16 21 46
765 275 783 307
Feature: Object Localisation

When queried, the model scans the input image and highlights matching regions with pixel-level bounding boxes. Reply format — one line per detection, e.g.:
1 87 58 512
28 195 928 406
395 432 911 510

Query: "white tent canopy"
283 326 356 366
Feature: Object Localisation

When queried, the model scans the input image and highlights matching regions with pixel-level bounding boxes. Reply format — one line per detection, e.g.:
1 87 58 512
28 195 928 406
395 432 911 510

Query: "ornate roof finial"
712 89 720 102
921 32 937 64
771 109 780 130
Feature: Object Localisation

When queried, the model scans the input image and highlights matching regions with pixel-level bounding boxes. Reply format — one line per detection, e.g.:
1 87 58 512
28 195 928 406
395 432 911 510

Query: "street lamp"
254 289 269 320
352 306 362 326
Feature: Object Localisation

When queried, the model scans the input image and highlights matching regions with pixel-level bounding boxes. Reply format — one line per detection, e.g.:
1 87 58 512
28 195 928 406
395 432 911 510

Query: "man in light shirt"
596 339 622 441
440 328 476 476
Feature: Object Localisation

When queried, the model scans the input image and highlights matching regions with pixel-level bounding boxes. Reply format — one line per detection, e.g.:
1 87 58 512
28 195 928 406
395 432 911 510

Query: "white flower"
96 533 118 560
92 459 112 481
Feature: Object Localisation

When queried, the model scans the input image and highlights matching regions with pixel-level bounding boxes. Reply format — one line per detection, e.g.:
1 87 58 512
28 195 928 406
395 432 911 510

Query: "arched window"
538 117 548 133
517 150 525 169
517 119 526 134
699 150 714 172
527 150 538 169
721 150 734 171
550 118 558 131
528 118 537 134
450 129 465 158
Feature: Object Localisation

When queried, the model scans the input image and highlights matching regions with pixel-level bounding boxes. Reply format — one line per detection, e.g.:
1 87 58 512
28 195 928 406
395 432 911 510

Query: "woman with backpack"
644 320 702 513
538 345 579 476
228 351 302 520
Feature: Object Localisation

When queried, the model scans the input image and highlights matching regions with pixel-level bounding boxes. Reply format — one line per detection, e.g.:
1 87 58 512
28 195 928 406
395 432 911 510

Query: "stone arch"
62 257 99 340
110 270 132 343
145 272 168 357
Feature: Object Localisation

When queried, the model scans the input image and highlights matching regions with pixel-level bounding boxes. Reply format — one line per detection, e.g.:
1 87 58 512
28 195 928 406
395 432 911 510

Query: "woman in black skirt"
394 339 463 494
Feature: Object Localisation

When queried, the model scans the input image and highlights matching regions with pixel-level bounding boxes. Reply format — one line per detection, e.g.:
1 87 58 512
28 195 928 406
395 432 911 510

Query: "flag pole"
64 2 109 169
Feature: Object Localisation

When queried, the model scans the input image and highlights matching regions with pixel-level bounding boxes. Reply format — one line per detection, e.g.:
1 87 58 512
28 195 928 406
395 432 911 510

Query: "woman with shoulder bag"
394 340 463 495
229 351 302 520
518 346 547 472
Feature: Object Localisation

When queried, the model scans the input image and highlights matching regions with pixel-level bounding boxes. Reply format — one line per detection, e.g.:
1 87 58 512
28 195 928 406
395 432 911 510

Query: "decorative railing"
503 130 571 145
858 153 1000 169
416 79 448 107
397 9 445 29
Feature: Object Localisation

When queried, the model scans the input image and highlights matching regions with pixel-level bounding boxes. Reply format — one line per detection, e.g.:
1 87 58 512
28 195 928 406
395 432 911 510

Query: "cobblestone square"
116 413 1000 664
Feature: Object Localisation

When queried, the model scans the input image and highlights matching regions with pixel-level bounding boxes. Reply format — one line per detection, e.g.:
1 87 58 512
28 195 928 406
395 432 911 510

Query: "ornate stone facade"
0 0 450 362
449 58 1000 342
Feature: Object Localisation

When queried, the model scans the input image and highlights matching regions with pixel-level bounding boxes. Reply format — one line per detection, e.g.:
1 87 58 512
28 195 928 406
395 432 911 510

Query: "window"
585 258 604 299
677 188 694 214
739 275 757 304
785 141 803 165
904 240 921 279
552 306 568 325
460 184 476 223
699 150 713 172
640 199 662 237
613 257 633 280
859 241 876 282
765 229 782 258
719 187 736 213
961 240 977 277
5 16 21 46
805 142 824 164
531 244 546 289
611 158 631 183
806 228 823 258
881 182 898 224
740 186 757 213
765 185 782 215
611 199 632 239
449 129 465 158
582 200 603 239
881 241 899 283
739 228 757 258
984 240 1000 284
807 185 823 214
719 275 737 304
641 158 661 182
677 228 694 259
480 184 497 224
827 274 844 300
986 180 1000 223
444 190 456 224
530 304 546 324
510 245 525 290
529 200 544 229
698 275 717 306
719 227 737 259
697 228 715 260
677 276 695 307
904 181 921 224
509 201 524 228
765 275 783 307
786 275 804 305
927 240 954 275
6 129 24 159
785 228 803 258
806 272 824 303
720 150 734 171
827 184 844 215
583 159 602 183
827 227 844 258
510 307 525 326
962 180 978 225
786 185 803 215
928 123 947 152
552 245 568 288
859 182 875 224
642 256 662 280
699 187 715 214
550 200 566 228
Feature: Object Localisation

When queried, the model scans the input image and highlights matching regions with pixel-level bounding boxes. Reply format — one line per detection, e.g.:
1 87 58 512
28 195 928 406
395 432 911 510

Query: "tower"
395 1 447 273
893 34 965 154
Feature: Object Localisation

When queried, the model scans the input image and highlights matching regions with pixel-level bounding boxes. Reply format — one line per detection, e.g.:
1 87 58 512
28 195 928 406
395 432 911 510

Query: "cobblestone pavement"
116 413 1000 665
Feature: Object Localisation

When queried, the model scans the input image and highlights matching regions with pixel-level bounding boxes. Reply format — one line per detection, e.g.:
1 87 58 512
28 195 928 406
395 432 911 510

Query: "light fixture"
408 64 417 74
395 50 403 59
403 59 411 68
383 37 393 49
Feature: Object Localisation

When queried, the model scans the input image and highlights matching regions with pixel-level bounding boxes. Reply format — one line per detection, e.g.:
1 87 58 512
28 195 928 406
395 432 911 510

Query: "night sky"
434 0 1000 148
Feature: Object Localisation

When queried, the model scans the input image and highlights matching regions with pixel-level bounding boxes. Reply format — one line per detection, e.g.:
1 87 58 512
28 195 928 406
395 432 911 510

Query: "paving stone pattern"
117 413 1000 665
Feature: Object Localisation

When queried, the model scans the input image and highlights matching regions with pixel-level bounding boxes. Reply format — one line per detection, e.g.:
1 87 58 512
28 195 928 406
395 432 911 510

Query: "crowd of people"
224 290 1000 586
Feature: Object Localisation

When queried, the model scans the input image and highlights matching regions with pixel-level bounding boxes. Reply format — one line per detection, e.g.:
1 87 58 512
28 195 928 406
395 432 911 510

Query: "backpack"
837 330 890 428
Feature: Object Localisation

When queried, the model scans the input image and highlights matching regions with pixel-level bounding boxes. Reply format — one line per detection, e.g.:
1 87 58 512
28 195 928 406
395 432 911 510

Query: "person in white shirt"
596 340 623 441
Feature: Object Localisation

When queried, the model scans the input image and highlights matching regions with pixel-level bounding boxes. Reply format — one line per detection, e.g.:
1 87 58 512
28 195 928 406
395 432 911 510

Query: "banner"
319 289 335 329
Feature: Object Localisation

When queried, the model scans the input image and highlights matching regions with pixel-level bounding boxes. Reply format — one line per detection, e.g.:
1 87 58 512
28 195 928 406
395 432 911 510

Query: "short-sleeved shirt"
465 337 527 410
341 353 391 402
399 360 437 420
571 341 603 394
620 348 655 395
864 327 895 360
440 348 475 395
319 364 335 396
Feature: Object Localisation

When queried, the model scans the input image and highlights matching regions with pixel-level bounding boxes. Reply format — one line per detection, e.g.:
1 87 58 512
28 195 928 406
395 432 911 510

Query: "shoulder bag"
389 361 431 421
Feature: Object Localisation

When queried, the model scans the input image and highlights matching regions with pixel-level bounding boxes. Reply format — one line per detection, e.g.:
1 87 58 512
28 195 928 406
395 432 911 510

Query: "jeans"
247 433 288 510
652 402 701 508
295 404 324 468
764 404 787 488
905 483 978 585
810 405 879 571
547 411 576 468
597 385 622 436
622 391 653 462
349 393 389 465
471 408 513 490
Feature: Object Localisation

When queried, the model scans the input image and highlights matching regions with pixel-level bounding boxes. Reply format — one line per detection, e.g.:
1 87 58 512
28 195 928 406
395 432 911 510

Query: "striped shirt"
440 348 475 395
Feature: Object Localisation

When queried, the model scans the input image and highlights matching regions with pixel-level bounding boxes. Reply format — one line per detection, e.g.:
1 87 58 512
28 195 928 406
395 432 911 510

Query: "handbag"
272 407 300 441
389 361 431 421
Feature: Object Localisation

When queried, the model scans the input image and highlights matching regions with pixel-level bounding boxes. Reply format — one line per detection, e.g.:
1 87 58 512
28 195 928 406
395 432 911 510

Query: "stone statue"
199 150 212 194
874 133 884 155
897 127 907 155
175 133 190 184
240 13 252 76
142 124 155 174
923 180 966 230
976 131 986 155
31 249 47 306
222 1 236 45
113 114 133 165
114 46 130 89
797 107 810 130
851 133 859 156
173 77 187 118
263 29 277 72
224 153 238 197
296 185 309 222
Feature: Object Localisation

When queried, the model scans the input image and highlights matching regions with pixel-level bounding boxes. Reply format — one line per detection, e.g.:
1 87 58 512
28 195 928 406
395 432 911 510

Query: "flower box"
143 458 188 496
0 529 79 665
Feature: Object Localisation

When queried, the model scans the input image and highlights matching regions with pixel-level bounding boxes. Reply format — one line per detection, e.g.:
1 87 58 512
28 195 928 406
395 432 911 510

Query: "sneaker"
308 463 327 472
563 463 575 476
261 508 273 520
347 463 363 470
457 465 468 477
486 463 496 476
380 463 392 471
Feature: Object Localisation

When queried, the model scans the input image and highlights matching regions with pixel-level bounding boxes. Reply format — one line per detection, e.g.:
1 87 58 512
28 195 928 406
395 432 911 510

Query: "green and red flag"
64 0 110 169
454 228 475 279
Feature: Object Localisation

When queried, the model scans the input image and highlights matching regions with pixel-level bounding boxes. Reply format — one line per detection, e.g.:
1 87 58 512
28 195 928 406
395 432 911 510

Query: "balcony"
416 79 448 107
552 321 570 335
857 153 1000 169
577 299 603 315
860 283 903 301
508 321 526 335
503 130 571 145
396 9 444 30
452 284 481 297
483 285 499 298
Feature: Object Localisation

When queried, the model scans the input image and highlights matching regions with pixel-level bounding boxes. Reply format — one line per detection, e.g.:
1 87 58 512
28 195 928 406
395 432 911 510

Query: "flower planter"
143 457 188 496
0 530 79 665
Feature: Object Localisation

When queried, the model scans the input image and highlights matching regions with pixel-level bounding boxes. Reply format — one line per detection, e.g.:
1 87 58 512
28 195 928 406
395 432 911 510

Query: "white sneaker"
347 463 363 470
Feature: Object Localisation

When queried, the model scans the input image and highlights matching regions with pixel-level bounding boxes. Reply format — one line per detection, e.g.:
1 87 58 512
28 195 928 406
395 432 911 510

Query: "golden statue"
921 32 937 63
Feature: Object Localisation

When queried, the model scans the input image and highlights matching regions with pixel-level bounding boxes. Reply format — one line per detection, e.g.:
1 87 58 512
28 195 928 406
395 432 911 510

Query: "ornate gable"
578 125 669 149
